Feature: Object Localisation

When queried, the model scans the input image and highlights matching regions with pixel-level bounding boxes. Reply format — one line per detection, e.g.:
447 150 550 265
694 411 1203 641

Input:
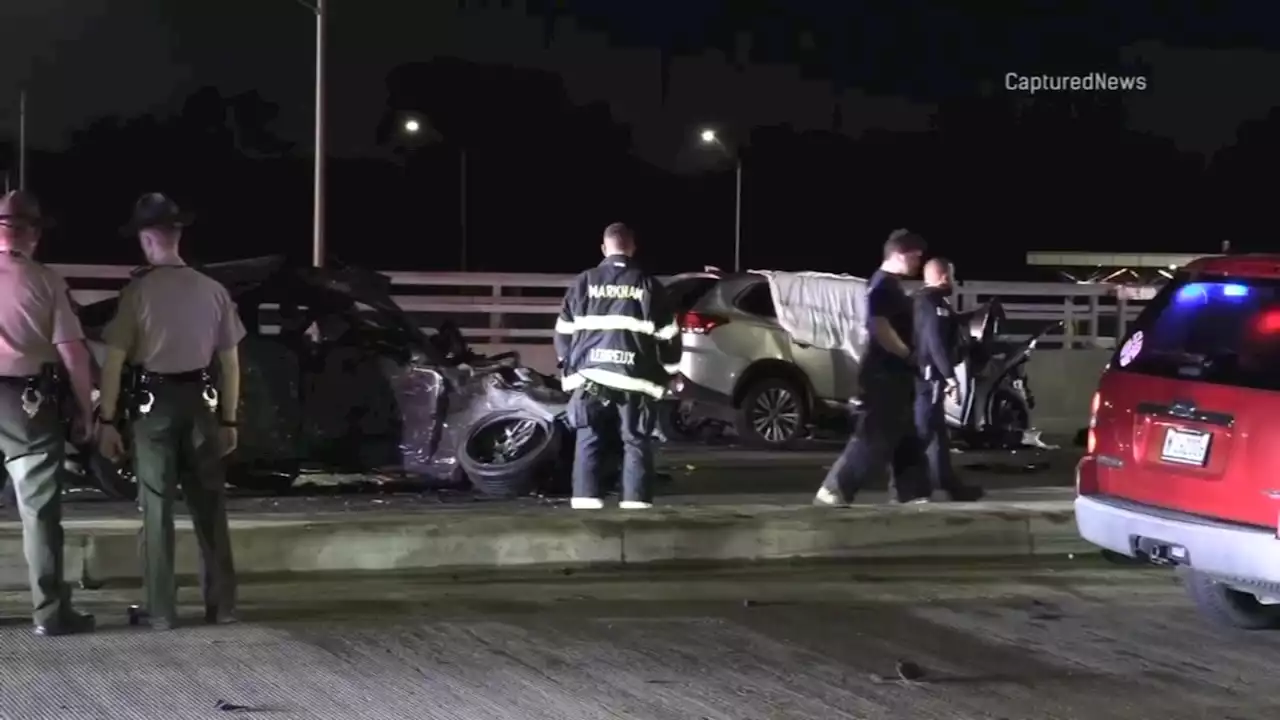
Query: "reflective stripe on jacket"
554 255 681 399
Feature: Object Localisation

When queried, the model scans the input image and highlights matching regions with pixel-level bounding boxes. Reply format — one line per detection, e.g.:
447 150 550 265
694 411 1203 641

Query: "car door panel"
943 359 973 426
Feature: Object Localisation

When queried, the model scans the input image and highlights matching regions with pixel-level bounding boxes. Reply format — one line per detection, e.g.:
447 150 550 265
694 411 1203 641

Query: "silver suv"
662 271 1010 449
663 272 862 448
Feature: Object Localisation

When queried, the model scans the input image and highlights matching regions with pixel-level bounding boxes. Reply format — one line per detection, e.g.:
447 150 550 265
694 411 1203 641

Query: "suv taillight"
680 312 727 335
1086 391 1100 453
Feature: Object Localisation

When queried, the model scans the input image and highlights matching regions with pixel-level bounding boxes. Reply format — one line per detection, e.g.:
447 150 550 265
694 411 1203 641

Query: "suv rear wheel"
734 377 808 449
1183 570 1280 630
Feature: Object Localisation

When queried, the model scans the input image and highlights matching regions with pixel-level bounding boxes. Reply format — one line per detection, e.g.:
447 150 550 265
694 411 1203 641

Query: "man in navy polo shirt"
815 229 927 505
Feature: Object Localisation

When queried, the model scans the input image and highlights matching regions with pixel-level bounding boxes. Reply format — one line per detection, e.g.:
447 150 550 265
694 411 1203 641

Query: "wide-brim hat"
120 192 194 235
0 190 55 229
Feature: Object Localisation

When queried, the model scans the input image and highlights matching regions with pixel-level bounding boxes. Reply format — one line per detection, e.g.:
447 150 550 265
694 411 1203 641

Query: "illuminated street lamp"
398 115 470 270
698 127 743 272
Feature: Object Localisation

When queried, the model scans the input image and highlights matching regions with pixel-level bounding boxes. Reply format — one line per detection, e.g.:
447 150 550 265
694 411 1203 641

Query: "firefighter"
904 258 984 502
96 193 245 630
555 223 682 509
0 191 98 636
815 229 928 505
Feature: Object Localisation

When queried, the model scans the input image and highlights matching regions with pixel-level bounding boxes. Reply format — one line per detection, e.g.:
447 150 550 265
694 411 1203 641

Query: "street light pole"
697 128 744 272
401 117 469 271
311 0 326 268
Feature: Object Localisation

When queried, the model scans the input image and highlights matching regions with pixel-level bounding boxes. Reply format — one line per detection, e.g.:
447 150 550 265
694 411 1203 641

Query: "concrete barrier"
1026 349 1111 433
0 502 1085 588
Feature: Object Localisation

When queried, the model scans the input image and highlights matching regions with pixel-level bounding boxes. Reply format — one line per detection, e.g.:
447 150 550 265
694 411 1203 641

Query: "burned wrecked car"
47 256 575 500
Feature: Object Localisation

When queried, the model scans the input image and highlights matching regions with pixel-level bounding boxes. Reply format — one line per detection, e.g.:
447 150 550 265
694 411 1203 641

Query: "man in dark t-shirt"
815 229 928 505
862 269 917 379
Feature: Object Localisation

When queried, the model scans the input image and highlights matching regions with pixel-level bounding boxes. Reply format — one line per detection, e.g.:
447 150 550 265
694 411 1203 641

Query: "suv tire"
1183 570 1280 630
734 376 808 449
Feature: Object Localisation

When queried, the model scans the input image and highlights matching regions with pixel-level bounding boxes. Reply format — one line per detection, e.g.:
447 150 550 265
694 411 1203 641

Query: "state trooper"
903 258 984 502
554 223 682 509
95 193 246 630
0 191 98 636
815 229 929 506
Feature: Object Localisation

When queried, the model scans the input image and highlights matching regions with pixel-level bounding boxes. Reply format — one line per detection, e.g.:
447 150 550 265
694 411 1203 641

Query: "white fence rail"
51 265 1153 350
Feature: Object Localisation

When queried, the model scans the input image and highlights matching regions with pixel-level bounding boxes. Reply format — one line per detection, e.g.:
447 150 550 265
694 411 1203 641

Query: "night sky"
2 1 1280 272
4 1 1278 160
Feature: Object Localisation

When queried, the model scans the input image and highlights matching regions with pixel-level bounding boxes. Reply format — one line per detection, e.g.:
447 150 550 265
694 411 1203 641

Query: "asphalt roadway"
0 557 1273 719
38 440 1078 518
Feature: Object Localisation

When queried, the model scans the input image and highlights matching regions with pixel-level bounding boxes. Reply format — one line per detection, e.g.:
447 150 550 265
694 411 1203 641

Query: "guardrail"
51 265 1152 350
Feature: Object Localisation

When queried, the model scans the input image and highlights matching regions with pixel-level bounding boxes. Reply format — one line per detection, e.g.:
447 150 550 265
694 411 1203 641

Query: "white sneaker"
889 496 931 505
813 487 848 507
571 497 604 509
619 501 653 510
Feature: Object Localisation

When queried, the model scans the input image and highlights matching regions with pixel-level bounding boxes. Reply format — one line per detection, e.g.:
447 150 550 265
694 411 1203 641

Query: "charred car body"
4 257 575 503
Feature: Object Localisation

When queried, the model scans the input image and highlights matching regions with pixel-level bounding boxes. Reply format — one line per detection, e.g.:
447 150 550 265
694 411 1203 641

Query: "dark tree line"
0 56 1277 276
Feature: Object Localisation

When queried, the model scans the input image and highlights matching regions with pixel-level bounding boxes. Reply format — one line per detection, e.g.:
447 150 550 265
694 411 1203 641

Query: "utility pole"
311 0 326 267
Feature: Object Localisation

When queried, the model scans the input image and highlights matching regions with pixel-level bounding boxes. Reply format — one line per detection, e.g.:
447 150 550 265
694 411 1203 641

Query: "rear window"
1118 277 1280 391
734 283 777 318
665 277 718 312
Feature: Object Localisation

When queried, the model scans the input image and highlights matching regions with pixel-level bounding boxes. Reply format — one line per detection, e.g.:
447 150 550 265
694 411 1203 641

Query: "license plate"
1161 427 1211 466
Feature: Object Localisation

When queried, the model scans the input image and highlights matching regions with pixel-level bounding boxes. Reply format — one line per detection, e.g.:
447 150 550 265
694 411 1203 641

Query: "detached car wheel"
734 377 808 449
459 410 562 498
1183 570 1280 630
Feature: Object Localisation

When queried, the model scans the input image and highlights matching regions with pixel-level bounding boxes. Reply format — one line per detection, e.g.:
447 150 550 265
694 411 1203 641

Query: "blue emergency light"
1174 282 1249 304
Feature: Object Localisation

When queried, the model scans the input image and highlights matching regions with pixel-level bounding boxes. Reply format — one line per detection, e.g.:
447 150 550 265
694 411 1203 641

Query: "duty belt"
129 367 219 417
0 364 60 419
580 380 626 405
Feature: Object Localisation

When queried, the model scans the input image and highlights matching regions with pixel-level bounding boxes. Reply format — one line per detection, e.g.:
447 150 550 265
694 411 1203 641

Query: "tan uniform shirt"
102 265 247 373
0 252 86 377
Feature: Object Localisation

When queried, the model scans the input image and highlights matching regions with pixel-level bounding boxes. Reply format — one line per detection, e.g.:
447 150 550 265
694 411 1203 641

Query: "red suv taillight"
680 312 727 334
1086 391 1101 454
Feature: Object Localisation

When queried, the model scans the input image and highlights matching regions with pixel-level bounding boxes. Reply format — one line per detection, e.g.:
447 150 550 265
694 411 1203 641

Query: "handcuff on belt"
95 368 239 427
18 366 61 419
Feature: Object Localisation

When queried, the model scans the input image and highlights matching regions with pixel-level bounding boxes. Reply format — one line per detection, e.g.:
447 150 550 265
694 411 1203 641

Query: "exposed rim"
468 416 548 466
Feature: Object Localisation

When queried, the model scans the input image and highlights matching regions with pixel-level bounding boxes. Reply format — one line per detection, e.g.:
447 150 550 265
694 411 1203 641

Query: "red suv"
1077 255 1280 630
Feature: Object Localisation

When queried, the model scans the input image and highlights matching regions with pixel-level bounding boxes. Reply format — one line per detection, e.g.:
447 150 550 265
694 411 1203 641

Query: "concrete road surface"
0 558 1271 719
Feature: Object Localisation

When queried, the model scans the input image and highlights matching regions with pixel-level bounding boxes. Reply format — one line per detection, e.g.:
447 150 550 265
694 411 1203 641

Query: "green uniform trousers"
129 381 236 625
0 379 71 627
